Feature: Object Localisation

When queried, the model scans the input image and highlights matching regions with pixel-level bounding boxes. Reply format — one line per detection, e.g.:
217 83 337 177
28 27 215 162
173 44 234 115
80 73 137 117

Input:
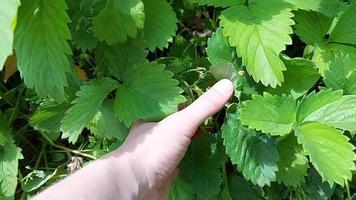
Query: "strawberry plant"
1 0 356 199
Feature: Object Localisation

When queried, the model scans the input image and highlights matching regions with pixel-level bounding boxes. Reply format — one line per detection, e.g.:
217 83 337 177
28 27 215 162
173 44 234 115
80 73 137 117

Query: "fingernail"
213 79 233 94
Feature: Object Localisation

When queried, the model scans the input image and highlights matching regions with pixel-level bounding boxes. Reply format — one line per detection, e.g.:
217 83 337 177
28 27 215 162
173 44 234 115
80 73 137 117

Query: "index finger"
161 79 234 137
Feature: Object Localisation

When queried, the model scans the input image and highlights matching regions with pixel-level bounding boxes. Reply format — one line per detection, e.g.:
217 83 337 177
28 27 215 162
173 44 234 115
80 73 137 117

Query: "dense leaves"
1 0 356 198
222 104 279 186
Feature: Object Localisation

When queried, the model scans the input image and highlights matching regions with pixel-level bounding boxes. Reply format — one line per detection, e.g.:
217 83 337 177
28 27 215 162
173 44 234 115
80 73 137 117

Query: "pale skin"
34 79 234 200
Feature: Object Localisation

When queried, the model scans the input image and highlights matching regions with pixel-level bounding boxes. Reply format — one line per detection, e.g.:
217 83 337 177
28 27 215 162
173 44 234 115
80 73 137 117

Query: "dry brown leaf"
4 54 17 83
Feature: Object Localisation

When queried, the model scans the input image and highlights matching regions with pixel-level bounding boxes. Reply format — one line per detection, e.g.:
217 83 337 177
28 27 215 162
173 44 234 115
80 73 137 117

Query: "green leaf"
303 168 334 200
114 62 185 126
222 104 279 186
297 89 343 123
96 41 148 80
228 176 264 200
241 93 297 136
180 134 223 199
209 63 238 82
267 56 320 99
61 78 119 143
0 0 20 69
188 0 240 7
168 177 194 200
88 100 129 142
67 0 101 51
206 28 234 65
283 0 340 17
93 0 145 45
0 115 22 197
329 4 356 44
295 122 355 185
14 0 72 102
21 169 59 192
302 95 356 132
30 101 70 141
293 10 332 45
0 142 22 197
220 0 294 87
312 43 356 74
276 134 308 186
324 54 356 95
142 0 177 50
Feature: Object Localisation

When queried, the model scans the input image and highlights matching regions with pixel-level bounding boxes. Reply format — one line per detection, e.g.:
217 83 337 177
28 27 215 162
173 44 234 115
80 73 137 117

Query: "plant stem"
346 180 351 200
34 141 47 169
42 133 97 160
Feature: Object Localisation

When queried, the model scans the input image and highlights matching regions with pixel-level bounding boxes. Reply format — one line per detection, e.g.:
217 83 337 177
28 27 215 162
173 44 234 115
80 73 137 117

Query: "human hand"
33 79 233 200
112 79 234 200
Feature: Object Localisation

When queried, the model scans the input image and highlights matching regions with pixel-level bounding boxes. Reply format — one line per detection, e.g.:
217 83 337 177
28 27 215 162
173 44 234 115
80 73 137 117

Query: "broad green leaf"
30 101 70 141
296 89 343 123
312 43 356 74
206 28 234 65
88 101 128 142
241 93 297 136
324 54 356 95
168 177 194 200
303 95 356 132
96 41 148 81
210 63 237 81
329 4 356 44
0 0 20 69
0 115 22 198
188 0 241 7
295 122 355 185
14 0 72 102
283 0 340 17
276 134 308 186
61 78 119 143
220 0 294 87
142 0 177 50
114 62 185 126
93 0 145 45
267 56 320 99
293 10 332 45
228 176 264 200
0 143 22 197
180 135 222 199
222 104 279 186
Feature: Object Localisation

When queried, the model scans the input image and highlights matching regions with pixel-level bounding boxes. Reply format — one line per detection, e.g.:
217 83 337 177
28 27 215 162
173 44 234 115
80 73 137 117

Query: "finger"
162 79 233 137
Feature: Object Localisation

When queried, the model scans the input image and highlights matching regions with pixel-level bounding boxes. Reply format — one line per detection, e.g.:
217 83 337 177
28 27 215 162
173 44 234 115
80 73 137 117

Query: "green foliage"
93 0 145 45
0 0 20 69
324 54 356 94
2 0 356 198
61 78 119 143
141 0 177 50
222 104 279 186
0 114 23 198
241 93 297 136
114 62 185 126
220 0 294 87
276 134 309 186
295 122 355 185
14 0 73 102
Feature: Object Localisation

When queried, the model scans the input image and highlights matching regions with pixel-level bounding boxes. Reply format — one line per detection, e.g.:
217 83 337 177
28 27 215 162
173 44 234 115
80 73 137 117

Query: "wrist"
104 149 142 199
